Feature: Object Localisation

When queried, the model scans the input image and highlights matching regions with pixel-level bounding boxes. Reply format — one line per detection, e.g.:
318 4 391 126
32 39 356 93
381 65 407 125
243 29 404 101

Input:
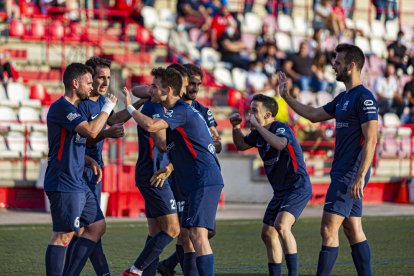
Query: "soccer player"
157 63 222 276
44 63 117 276
63 57 147 275
229 94 312 276
124 67 224 276
279 43 378 276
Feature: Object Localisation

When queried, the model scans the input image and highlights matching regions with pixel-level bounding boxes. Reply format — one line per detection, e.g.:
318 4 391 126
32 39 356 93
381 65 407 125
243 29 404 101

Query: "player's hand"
150 167 172 188
107 93 118 104
229 113 243 128
212 134 221 142
106 123 125 138
350 176 364 200
122 86 132 106
88 159 102 184
278 71 289 99
246 113 260 128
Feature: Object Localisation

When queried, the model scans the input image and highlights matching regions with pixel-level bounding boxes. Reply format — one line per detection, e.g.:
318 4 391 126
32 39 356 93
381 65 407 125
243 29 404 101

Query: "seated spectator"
401 72 414 123
311 51 330 92
342 0 355 19
374 63 401 116
0 52 18 96
313 0 344 36
217 24 250 69
260 42 282 86
387 31 414 74
210 5 236 50
245 0 292 15
283 41 322 92
373 0 398 22
107 0 143 40
168 17 192 61
331 0 346 33
255 24 275 58
204 0 227 17
246 59 273 99
177 0 210 29
308 28 326 58
2 0 20 20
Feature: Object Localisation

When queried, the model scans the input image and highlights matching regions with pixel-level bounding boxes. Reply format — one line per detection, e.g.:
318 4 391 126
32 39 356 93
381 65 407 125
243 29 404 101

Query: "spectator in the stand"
387 31 414 74
168 16 192 62
204 0 227 17
342 0 355 19
107 0 142 40
308 28 326 58
255 24 275 58
260 42 283 86
374 63 401 116
210 5 236 50
400 72 414 123
217 23 250 69
3 0 20 19
177 0 210 29
284 41 322 92
373 0 398 22
244 0 292 15
331 0 346 33
311 51 329 92
246 59 273 99
0 52 18 96
313 0 344 37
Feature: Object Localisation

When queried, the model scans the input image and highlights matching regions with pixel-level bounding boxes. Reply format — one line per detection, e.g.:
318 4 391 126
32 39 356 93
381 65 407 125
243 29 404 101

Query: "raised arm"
229 113 252 151
246 114 287 151
107 98 148 126
350 120 378 200
279 71 332 123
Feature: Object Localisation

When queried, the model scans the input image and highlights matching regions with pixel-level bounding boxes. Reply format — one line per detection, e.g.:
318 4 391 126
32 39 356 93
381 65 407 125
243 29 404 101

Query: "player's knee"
261 229 273 245
51 232 74 247
167 223 181 238
274 222 292 236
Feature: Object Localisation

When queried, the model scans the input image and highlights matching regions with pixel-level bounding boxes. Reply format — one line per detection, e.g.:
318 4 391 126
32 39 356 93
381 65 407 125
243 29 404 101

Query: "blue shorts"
83 166 102 203
182 185 223 231
263 187 312 226
170 173 186 217
324 176 369 218
137 184 177 219
46 189 104 233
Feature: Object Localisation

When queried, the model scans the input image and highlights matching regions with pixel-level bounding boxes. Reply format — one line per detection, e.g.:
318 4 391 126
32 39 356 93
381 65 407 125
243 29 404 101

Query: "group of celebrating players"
44 43 377 276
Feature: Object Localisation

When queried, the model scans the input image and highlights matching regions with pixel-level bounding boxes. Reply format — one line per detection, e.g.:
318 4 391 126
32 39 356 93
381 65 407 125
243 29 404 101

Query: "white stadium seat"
30 131 48 156
354 36 371 54
201 47 221 70
242 12 263 34
370 38 388 58
152 26 170 44
157 8 176 29
355 19 371 37
371 20 385 38
232 68 247 91
213 67 233 87
18 106 41 123
141 6 158 29
277 14 294 33
275 32 293 52
6 82 29 102
0 106 18 122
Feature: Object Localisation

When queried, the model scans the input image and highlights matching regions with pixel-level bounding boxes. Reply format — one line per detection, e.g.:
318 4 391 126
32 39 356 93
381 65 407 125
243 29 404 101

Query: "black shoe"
157 260 175 276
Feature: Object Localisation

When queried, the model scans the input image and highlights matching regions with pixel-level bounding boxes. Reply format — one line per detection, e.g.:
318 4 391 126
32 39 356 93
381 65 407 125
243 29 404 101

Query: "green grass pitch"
1 216 413 275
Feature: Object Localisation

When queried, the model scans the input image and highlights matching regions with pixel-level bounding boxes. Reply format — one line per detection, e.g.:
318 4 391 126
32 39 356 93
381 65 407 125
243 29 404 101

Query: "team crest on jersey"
342 100 349 111
164 110 174 118
364 100 374 106
66 112 80 122
208 143 216 154
276 128 285 135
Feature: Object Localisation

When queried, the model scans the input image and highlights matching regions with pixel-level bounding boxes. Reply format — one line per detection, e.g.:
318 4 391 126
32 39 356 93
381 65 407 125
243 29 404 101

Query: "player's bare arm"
151 130 168 152
229 113 252 151
75 94 117 138
131 84 152 99
86 123 125 147
278 71 332 123
150 163 174 188
246 114 288 151
123 87 169 132
84 155 102 183
107 98 148 126
350 120 378 200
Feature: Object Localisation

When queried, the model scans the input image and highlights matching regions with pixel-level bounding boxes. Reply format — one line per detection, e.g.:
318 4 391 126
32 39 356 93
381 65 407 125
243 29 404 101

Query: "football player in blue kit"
229 94 312 276
124 67 224 276
280 44 378 276
44 63 117 276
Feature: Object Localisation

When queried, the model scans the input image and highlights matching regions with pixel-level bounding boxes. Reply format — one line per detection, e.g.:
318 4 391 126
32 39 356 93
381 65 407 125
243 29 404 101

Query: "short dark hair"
85 56 111 76
151 67 182 96
167 63 189 78
335 43 365 71
183 63 203 80
252 94 278 117
63 63 93 90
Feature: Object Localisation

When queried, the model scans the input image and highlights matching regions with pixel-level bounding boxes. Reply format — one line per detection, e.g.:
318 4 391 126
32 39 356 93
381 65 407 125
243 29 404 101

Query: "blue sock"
285 254 298 276
134 231 173 270
351 240 373 276
142 236 159 276
268 263 282 276
45 245 66 276
316 246 339 276
196 254 214 276
184 252 198 276
163 249 179 269
62 237 97 276
176 244 184 269
89 239 110 276
62 236 77 275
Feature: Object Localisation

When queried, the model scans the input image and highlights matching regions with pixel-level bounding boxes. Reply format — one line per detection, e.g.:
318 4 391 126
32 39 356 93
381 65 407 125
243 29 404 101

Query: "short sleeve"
357 92 378 124
141 101 154 117
162 105 187 130
77 101 90 119
50 103 86 132
244 131 258 147
323 92 342 117
201 106 217 128
273 125 291 145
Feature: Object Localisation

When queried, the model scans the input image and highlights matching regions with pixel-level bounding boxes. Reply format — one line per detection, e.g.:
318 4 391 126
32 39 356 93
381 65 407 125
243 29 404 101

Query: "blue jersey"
136 101 171 186
163 100 223 193
44 97 88 192
323 85 378 179
77 96 107 166
244 121 311 192
191 100 217 128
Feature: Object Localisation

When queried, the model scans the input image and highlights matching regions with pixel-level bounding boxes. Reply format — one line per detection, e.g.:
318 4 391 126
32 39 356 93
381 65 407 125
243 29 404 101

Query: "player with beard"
280 44 378 276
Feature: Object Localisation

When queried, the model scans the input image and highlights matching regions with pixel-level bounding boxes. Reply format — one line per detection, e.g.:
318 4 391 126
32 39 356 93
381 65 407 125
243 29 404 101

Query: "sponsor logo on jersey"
342 100 349 111
364 100 374 106
75 133 87 144
164 110 174 118
66 112 80 122
91 114 99 120
276 128 286 135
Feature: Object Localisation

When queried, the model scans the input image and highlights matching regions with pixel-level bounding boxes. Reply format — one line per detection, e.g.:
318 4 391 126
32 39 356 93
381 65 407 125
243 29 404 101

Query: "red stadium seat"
135 25 156 46
227 89 242 108
9 20 25 37
30 84 51 105
66 22 84 41
49 21 64 40
29 21 45 38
